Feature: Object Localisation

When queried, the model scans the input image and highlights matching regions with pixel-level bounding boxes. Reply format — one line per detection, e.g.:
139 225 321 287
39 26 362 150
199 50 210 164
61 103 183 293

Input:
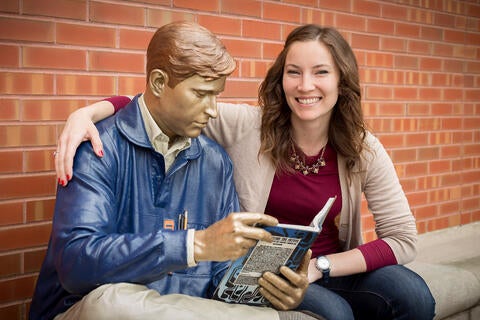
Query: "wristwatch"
315 256 331 283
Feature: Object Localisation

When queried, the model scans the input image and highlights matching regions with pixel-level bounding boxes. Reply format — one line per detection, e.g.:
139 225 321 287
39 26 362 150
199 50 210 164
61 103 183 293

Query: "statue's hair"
146 21 236 87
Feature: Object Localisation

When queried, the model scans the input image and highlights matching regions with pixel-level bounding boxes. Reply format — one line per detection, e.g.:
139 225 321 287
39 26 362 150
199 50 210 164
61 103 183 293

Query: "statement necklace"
289 142 327 175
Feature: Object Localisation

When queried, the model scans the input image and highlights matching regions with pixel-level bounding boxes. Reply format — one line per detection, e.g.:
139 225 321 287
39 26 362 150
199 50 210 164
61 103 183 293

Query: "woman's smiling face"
282 40 340 124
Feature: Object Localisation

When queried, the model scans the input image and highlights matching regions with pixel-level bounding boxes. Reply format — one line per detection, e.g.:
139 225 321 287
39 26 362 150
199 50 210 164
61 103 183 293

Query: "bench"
406 222 480 320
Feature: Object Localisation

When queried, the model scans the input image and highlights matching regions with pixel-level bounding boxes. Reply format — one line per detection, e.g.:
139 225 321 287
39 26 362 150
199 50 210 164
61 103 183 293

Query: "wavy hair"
258 24 367 176
146 21 236 87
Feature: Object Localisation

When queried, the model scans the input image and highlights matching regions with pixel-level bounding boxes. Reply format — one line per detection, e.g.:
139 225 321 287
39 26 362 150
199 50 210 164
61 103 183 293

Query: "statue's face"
151 75 227 139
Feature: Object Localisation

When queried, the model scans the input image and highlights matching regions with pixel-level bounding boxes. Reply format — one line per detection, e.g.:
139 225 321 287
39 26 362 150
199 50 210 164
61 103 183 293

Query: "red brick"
0 99 20 121
414 205 438 220
197 15 241 37
0 175 56 201
435 12 456 28
23 47 86 70
0 17 54 43
353 0 381 16
336 13 366 32
0 202 23 226
89 51 144 73
284 0 316 6
57 23 116 48
26 199 56 223
419 57 442 71
56 75 116 96
221 0 261 18
0 45 19 68
22 99 86 121
0 151 22 173
429 160 451 174
90 2 145 26
0 125 56 148
243 20 282 41
418 147 440 161
22 0 87 20
0 304 22 320
405 133 428 146
239 60 269 79
24 150 55 173
263 3 300 23
0 253 21 277
0 72 54 95
408 40 431 55
119 29 155 50
382 4 409 21
390 149 417 163
367 18 394 35
222 80 259 99
0 275 37 303
352 33 379 50
301 8 335 26
394 55 418 70
118 76 146 96
263 42 283 60
222 39 262 59
365 52 393 68
365 86 393 100
316 0 351 12
147 8 195 28
173 0 219 12
24 248 47 273
421 26 443 42
444 29 465 44
395 22 420 38
0 1 19 13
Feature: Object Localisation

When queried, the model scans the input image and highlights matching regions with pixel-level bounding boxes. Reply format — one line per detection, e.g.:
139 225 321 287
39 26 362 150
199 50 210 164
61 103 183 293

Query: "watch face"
317 257 330 269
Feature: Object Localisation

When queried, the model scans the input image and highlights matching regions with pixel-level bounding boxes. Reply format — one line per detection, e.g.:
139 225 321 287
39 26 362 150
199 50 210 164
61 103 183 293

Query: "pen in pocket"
178 210 188 230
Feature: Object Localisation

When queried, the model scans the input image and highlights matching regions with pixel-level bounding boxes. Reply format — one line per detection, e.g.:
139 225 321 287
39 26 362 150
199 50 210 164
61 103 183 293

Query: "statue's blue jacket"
30 95 239 320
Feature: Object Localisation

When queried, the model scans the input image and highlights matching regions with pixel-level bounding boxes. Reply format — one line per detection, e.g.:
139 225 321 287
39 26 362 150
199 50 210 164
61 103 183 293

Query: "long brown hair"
258 24 366 175
146 21 236 87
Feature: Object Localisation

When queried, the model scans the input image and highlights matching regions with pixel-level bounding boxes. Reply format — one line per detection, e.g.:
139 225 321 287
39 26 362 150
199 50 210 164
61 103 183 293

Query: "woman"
55 24 435 320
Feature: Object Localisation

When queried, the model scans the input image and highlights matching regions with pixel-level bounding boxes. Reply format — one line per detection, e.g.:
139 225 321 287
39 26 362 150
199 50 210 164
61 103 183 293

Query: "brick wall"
0 0 479 318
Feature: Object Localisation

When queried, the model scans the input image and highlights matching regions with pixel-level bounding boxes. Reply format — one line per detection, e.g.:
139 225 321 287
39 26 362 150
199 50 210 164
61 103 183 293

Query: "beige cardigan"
203 102 418 265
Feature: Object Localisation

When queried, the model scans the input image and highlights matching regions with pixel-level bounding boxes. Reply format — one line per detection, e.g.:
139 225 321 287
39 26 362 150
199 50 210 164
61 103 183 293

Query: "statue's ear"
149 69 169 97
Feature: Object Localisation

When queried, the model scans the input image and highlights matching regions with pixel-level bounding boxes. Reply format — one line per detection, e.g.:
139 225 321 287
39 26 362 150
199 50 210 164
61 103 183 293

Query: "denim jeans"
298 265 435 320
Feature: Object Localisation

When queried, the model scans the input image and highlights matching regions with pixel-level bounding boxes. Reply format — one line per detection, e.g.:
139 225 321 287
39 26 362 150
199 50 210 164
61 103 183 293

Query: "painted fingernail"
99 150 104 157
66 174 70 180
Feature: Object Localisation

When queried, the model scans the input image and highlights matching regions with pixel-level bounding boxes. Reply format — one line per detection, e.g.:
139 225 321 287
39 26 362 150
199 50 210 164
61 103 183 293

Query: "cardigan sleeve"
362 133 418 265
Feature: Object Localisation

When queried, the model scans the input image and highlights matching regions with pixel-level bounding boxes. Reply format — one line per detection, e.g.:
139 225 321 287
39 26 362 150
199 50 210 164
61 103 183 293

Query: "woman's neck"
291 118 329 156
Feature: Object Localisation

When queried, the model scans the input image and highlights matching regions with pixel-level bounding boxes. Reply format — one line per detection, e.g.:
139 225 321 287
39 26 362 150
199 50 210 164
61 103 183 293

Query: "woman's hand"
55 100 116 186
55 108 102 186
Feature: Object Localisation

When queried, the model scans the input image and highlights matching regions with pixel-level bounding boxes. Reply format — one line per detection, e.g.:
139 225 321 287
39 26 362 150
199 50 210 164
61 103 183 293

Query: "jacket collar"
115 94 202 160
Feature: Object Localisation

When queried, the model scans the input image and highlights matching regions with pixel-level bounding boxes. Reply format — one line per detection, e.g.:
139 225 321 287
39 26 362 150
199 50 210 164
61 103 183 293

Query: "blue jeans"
298 265 435 320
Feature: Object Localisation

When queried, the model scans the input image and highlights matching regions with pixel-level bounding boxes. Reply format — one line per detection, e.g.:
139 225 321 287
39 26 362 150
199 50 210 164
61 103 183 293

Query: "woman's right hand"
55 101 114 186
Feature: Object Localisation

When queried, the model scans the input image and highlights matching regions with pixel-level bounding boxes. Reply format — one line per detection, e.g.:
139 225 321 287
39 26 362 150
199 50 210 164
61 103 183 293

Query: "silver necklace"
289 143 327 175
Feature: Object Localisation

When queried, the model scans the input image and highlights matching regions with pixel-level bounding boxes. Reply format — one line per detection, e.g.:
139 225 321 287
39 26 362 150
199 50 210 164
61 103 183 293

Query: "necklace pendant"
313 168 319 174
302 169 309 175
319 159 326 167
295 164 300 170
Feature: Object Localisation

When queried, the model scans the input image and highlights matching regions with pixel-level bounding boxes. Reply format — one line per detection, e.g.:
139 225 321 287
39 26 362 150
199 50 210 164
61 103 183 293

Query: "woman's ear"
149 69 169 97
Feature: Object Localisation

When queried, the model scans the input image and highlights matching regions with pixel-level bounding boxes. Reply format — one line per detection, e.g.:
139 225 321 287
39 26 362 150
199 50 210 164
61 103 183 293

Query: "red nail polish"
99 150 104 157
61 180 65 186
66 174 70 180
